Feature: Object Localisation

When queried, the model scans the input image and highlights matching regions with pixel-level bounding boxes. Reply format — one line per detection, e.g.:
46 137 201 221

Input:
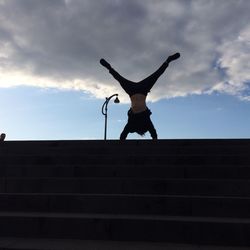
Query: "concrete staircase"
0 139 250 249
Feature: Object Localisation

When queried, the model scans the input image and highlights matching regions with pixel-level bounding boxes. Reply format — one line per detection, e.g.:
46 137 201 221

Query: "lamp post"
101 94 120 140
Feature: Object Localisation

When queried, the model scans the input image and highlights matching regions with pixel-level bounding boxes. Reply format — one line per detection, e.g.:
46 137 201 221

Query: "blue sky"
1 86 250 140
0 0 250 140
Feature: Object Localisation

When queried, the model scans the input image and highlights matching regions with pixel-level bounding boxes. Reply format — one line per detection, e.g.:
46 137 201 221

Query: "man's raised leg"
100 58 134 95
139 53 180 91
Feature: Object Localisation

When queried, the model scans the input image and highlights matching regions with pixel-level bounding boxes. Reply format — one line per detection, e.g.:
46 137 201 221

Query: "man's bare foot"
166 53 180 63
100 59 112 70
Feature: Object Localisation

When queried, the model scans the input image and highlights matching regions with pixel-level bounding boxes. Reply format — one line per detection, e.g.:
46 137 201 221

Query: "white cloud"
0 0 249 102
213 26 250 99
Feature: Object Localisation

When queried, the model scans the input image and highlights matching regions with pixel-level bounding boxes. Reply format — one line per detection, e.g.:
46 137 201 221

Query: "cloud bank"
0 0 250 102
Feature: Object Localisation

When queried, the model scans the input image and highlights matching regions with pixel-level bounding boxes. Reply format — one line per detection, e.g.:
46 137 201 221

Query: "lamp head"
114 96 120 103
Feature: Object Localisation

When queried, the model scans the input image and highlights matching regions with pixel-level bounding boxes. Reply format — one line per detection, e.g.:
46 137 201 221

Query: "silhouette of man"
100 53 180 140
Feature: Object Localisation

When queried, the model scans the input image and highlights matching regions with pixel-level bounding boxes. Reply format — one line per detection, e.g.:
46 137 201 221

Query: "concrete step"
2 237 249 250
1 140 250 157
1 165 250 179
0 212 250 246
2 178 250 196
1 193 250 218
1 144 250 156
2 155 250 166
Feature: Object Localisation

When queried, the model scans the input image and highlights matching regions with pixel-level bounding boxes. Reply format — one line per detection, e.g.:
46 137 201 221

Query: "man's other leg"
148 120 158 140
100 58 134 95
139 53 180 92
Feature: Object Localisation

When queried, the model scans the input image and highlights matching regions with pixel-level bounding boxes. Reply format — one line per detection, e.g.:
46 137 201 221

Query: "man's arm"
148 123 158 140
120 124 130 140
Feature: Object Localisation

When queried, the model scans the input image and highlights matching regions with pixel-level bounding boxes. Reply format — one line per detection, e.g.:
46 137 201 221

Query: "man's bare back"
130 93 147 113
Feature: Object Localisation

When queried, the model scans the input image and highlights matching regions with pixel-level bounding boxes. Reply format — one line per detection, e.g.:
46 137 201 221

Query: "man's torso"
130 94 147 113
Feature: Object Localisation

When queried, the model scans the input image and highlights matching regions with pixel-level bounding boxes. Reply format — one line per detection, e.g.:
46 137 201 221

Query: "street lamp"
101 94 120 140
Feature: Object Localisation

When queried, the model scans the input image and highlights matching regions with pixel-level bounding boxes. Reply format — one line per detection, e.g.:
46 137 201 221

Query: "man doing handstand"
100 53 180 140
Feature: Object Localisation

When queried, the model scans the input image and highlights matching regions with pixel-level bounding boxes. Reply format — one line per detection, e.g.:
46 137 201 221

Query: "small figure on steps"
0 133 6 142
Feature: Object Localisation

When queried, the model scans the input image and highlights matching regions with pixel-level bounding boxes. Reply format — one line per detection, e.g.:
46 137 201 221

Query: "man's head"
135 128 147 136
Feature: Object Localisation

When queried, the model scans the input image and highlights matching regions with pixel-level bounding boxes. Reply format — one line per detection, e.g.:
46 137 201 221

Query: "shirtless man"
100 53 180 140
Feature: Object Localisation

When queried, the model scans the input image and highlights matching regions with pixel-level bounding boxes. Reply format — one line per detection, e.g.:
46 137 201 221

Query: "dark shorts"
127 108 152 134
109 61 169 97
